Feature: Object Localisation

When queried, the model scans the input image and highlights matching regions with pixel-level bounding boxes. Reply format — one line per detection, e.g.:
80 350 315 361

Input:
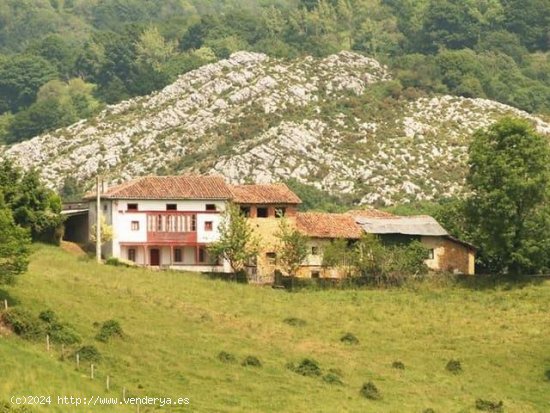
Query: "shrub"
241 356 261 367
475 399 503 412
74 345 102 363
322 373 343 385
340 332 359 345
0 400 33 412
360 381 381 400
105 257 130 267
446 359 463 374
47 322 81 345
283 317 307 327
545 369 550 381
38 309 57 323
1 308 43 339
287 358 322 377
95 320 124 342
392 361 405 369
423 409 436 413
217 351 236 363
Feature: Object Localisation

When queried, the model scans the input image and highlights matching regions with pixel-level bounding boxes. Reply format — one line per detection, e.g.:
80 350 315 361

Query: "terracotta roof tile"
296 212 362 239
85 175 233 200
230 183 302 204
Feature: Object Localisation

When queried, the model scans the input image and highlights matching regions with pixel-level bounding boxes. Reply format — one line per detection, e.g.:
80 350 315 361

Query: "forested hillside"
0 0 549 145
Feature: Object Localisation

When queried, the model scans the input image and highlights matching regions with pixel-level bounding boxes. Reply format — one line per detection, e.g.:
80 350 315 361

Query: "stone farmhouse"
63 175 475 278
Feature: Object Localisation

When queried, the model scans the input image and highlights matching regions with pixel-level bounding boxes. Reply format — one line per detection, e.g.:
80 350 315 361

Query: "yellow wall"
421 236 475 275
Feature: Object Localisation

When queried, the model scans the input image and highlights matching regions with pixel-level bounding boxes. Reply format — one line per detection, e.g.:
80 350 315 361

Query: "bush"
38 309 57 323
446 359 463 374
47 322 81 345
423 409 436 413
545 369 550 381
95 320 124 342
392 361 405 369
475 399 503 412
283 317 307 327
74 345 102 363
287 358 322 377
1 308 43 339
0 400 33 412
360 381 381 400
322 373 343 385
217 351 236 363
241 356 261 367
105 257 131 267
340 332 359 345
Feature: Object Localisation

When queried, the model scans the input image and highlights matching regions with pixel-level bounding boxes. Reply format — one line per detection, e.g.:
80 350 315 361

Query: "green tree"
209 203 259 274
466 117 550 274
136 26 176 70
275 218 309 276
0 194 30 285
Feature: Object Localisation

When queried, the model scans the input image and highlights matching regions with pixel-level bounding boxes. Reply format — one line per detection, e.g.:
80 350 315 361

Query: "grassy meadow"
1 244 549 412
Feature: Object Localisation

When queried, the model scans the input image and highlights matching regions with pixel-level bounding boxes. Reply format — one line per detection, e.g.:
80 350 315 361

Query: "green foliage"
74 345 102 363
0 196 30 284
241 355 262 367
287 358 322 377
0 400 33 412
1 308 43 339
360 381 381 400
392 361 405 369
0 161 63 244
340 332 359 345
466 118 550 274
217 351 237 363
475 399 504 412
322 372 343 385
282 317 307 327
285 179 350 212
275 218 309 276
208 203 259 274
446 359 462 374
95 320 124 342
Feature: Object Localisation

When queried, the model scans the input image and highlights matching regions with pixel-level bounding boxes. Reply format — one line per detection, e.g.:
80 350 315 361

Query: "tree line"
0 0 549 144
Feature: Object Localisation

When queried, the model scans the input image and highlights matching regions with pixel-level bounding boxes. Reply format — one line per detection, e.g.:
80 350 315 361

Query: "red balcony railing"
146 212 198 244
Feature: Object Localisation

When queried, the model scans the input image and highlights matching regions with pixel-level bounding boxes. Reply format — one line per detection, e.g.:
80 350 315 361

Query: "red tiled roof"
85 175 233 200
296 212 363 239
346 209 396 218
230 183 302 205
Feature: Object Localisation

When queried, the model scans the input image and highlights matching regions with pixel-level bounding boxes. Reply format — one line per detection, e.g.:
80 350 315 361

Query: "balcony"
146 212 199 244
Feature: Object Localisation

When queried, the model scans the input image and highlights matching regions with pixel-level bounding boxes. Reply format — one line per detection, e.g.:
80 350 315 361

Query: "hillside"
1 245 549 412
3 51 550 205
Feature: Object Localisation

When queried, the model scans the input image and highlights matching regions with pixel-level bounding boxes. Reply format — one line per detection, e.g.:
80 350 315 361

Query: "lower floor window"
311 271 320 279
128 248 136 262
427 249 435 259
174 248 182 263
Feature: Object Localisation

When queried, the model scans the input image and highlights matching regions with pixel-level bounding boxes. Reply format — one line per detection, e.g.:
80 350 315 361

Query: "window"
103 204 108 212
257 207 269 218
206 204 217 211
128 248 136 262
131 221 139 231
191 214 196 231
275 207 286 218
166 204 177 211
311 246 319 255
311 271 320 279
127 203 138 211
427 249 435 259
240 206 251 217
266 252 276 264
204 221 213 231
174 248 182 263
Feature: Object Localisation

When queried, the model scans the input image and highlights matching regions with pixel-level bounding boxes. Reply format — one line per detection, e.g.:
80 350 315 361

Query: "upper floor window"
311 246 319 255
204 221 213 231
127 203 138 211
131 221 139 231
427 249 435 260
275 207 286 218
240 206 251 217
266 252 277 264
257 207 269 218
166 204 177 211
206 204 217 211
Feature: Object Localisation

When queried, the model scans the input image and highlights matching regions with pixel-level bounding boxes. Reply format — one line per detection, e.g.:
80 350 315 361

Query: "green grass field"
1 245 549 412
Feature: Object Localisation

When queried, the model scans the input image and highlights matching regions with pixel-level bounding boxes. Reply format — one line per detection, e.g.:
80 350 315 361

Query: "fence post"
76 353 80 370
3 299 7 310
91 364 94 379
46 334 50 352
106 375 110 391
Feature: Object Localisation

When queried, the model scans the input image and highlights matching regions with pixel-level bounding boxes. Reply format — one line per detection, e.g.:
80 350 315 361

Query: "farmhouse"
68 174 475 278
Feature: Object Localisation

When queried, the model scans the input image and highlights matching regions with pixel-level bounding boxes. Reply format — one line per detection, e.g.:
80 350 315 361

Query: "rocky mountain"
3 51 550 205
